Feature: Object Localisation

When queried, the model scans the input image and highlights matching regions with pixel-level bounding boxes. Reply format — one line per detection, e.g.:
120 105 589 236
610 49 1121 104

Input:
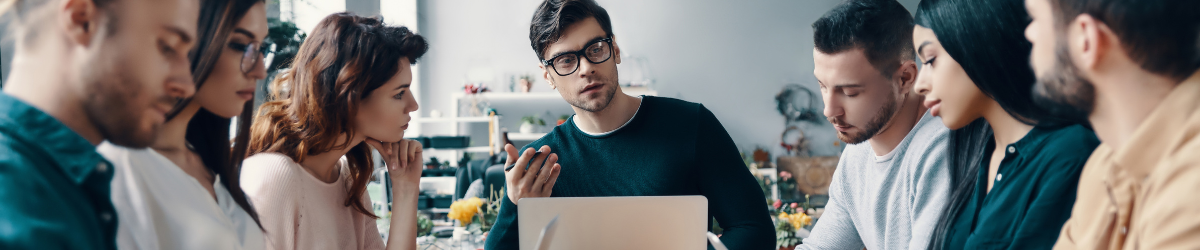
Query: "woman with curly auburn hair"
240 12 428 250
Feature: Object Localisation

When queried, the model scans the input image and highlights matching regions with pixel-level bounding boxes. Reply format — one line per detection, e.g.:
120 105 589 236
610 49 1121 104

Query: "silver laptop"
518 196 708 250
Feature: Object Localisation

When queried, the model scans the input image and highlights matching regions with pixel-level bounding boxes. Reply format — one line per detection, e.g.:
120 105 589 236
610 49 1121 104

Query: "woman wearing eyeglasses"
239 12 427 250
97 0 271 249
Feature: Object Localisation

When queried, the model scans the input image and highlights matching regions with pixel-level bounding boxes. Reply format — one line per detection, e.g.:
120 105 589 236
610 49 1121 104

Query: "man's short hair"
1050 0 1200 80
812 0 915 78
528 0 613 60
4 0 119 45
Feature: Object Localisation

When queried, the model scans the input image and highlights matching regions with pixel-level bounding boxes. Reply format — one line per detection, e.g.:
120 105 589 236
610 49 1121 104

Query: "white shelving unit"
408 87 658 163
409 115 500 166
424 146 492 153
412 116 492 123
449 88 658 101
506 132 547 141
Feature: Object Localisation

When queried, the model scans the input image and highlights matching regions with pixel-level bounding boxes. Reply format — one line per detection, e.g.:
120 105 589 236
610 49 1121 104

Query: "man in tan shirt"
1023 0 1200 249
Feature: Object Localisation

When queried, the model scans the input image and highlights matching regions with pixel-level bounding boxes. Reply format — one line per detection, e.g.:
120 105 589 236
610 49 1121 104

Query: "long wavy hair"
247 13 427 218
162 0 265 228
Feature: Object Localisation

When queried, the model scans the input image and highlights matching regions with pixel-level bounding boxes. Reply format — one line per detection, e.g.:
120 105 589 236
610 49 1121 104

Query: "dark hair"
812 0 916 78
529 0 613 60
914 0 1068 248
1049 0 1200 81
927 119 990 250
248 13 427 218
160 0 266 228
915 0 1064 125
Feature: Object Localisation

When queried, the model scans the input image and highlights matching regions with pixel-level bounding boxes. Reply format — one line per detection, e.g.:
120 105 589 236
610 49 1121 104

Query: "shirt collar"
1004 125 1057 156
1111 71 1200 176
0 92 108 184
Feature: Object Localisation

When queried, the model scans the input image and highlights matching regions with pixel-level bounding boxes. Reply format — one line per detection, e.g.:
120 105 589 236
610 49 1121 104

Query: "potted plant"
778 170 798 202
519 115 546 133
518 74 534 93
556 115 570 126
417 214 433 237
425 157 441 169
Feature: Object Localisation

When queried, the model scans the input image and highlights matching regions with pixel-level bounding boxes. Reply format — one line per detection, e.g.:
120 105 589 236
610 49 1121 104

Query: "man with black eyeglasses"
483 0 775 249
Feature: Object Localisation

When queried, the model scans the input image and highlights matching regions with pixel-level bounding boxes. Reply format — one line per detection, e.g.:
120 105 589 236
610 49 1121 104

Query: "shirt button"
100 212 112 223
1007 146 1016 154
96 163 108 173
996 173 1003 181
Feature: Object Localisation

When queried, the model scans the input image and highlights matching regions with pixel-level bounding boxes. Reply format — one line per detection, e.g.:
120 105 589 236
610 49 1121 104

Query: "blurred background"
1 0 922 161
0 0 921 246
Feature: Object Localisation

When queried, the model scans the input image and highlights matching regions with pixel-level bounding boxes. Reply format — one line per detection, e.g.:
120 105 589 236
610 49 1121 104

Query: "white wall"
0 0 922 158
416 0 919 157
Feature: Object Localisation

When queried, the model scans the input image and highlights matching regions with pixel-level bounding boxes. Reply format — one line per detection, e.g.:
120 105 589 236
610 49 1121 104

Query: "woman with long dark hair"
98 0 269 249
910 0 1100 249
240 12 427 250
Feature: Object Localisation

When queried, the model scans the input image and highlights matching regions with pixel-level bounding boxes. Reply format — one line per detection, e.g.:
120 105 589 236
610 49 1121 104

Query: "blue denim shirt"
0 92 117 249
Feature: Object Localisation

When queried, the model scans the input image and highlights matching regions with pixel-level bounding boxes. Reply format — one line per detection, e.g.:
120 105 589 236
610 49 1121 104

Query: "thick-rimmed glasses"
541 37 613 76
231 42 275 74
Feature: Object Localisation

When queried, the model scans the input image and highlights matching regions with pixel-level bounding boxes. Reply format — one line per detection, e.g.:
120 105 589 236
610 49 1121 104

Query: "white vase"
519 122 535 133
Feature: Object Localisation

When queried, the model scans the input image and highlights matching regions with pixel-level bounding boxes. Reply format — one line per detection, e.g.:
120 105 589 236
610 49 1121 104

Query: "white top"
240 153 386 250
98 143 266 250
794 111 952 250
576 95 643 136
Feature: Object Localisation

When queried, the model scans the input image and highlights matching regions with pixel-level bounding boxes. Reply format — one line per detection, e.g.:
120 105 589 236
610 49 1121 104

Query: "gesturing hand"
366 138 423 188
503 144 561 205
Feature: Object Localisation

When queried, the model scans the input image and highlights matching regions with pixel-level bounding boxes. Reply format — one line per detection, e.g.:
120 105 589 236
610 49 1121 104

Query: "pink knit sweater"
240 153 386 250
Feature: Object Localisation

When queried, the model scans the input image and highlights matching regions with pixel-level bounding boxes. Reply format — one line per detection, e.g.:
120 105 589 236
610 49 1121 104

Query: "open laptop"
518 196 708 250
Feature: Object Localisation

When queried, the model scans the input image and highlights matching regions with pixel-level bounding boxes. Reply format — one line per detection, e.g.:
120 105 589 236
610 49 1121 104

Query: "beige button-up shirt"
1054 72 1200 250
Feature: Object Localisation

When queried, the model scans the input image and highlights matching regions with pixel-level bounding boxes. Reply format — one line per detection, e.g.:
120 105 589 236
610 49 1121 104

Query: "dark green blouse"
941 125 1099 250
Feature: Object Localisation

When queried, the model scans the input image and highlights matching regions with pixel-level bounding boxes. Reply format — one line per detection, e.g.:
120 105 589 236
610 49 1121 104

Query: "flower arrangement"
448 197 483 225
771 195 814 249
463 83 490 94
778 170 798 201
447 187 505 235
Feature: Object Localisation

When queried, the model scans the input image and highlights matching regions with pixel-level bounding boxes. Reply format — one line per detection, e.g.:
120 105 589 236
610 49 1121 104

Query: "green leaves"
265 18 307 75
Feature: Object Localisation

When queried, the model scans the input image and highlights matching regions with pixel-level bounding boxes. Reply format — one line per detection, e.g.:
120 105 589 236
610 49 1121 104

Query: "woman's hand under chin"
365 138 424 189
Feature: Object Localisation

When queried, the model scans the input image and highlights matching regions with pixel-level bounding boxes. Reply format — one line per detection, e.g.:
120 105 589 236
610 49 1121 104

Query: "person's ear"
539 64 556 89
611 35 622 65
1072 14 1110 72
895 60 919 95
60 0 101 47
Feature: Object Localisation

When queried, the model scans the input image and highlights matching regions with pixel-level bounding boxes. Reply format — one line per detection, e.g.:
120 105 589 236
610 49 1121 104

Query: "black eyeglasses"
541 37 613 76
230 42 275 74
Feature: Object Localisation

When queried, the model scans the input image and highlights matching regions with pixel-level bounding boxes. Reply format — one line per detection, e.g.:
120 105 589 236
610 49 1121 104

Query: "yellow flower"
778 212 813 230
449 197 484 225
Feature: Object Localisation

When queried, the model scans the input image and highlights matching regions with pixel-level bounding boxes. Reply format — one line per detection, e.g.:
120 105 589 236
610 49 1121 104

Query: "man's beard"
832 92 899 144
566 71 619 113
1031 39 1096 124
84 59 172 148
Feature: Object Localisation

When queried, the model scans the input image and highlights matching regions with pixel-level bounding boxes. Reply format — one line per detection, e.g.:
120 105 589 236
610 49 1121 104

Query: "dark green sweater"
484 96 775 250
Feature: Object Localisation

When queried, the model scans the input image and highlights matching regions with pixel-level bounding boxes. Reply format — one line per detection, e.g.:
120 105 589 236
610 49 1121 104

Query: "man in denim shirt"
0 0 198 248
